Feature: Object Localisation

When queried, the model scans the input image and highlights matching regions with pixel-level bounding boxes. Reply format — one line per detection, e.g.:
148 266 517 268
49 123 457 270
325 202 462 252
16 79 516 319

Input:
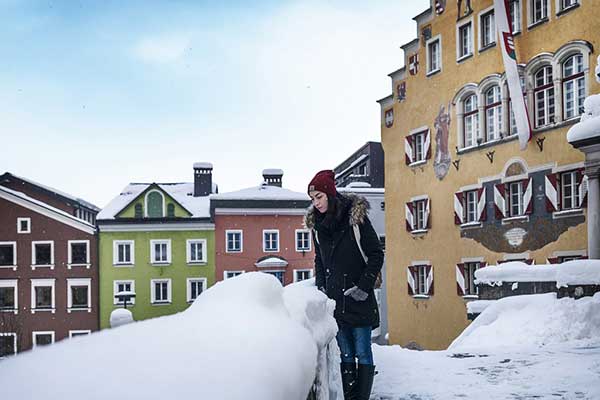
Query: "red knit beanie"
308 170 337 197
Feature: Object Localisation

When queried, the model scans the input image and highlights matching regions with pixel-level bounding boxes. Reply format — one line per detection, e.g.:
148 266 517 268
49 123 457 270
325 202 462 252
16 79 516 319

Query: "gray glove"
343 286 368 301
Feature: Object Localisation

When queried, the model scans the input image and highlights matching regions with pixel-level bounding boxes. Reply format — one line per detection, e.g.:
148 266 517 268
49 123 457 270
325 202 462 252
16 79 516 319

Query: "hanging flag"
494 0 531 150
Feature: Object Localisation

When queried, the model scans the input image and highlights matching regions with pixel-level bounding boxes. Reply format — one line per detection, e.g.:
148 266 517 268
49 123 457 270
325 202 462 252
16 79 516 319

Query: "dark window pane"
0 245 14 266
35 334 52 346
0 336 15 357
71 243 87 264
167 203 175 217
71 286 88 308
35 287 52 308
35 244 52 265
0 287 15 309
147 192 163 218
134 203 143 218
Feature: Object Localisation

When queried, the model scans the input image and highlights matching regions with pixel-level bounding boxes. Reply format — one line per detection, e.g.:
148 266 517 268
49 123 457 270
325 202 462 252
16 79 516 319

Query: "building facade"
334 141 385 189
378 0 598 349
211 170 313 286
96 163 216 329
0 176 99 356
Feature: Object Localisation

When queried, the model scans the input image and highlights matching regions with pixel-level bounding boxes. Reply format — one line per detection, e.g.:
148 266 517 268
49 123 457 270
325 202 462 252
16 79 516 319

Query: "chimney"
193 162 213 197
262 169 283 187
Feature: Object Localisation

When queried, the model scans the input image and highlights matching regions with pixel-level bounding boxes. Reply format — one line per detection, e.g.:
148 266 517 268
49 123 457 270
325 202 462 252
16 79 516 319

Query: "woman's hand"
343 286 368 301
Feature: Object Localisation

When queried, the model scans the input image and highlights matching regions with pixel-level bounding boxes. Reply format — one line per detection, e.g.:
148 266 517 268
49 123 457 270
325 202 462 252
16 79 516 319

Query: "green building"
96 163 216 328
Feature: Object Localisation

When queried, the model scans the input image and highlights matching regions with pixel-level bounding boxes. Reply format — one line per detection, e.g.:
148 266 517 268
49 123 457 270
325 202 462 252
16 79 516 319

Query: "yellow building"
378 0 599 350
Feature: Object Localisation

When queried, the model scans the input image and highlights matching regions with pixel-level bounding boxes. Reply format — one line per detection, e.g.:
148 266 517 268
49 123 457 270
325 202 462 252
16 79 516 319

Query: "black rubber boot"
356 364 376 400
340 362 358 400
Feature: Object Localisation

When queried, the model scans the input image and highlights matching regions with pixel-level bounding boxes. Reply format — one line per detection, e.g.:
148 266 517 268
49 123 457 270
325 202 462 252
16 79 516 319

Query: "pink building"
211 170 314 285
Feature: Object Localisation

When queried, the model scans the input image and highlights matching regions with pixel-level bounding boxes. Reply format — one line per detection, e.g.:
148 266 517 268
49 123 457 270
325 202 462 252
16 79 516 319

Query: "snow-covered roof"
210 182 309 201
193 162 213 169
335 154 368 179
255 257 289 268
567 108 600 143
97 182 214 220
262 168 283 175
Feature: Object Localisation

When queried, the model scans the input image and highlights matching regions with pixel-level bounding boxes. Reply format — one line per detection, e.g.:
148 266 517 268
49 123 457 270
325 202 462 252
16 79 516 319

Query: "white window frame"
186 239 207 264
186 277 207 303
464 262 481 296
17 217 31 234
264 270 285 284
464 190 479 223
67 278 91 313
144 189 166 218
484 85 503 142
69 330 91 338
293 269 314 283
509 0 522 34
224 270 244 279
113 280 136 305
415 265 429 295
225 230 243 253
150 279 172 304
456 18 473 61
150 239 171 265
556 0 579 14
426 35 442 76
32 331 55 348
31 278 56 314
0 280 18 314
295 229 311 252
508 181 525 217
562 54 585 121
263 229 279 252
560 170 580 210
528 0 549 27
463 94 479 148
113 240 135 266
68 240 91 269
0 241 17 271
533 65 555 128
479 6 496 50
31 240 54 270
0 333 17 358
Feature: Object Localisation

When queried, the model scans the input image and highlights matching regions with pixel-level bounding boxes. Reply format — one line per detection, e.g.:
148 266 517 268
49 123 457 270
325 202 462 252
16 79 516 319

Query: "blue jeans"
336 325 374 365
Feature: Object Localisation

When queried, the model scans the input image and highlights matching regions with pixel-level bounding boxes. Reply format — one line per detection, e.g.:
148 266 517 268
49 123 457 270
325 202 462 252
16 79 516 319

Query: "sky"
0 0 428 208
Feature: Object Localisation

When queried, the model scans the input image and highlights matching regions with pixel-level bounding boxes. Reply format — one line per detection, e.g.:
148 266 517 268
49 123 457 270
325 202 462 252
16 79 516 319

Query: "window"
31 279 55 313
167 203 175 217
224 271 243 279
464 262 480 295
265 271 285 285
356 164 367 176
296 230 311 252
480 11 495 49
134 203 143 218
560 171 580 210
508 75 526 136
263 230 279 252
187 278 207 303
17 217 31 233
0 242 17 269
415 200 427 230
508 181 524 216
294 269 313 282
67 278 91 312
562 54 585 120
407 265 433 296
114 280 136 305
413 131 425 162
0 333 17 358
457 21 473 59
509 0 522 33
534 66 555 128
405 128 430 165
113 240 134 266
485 86 502 142
32 331 55 348
68 240 90 268
463 94 478 147
465 190 478 223
69 330 91 338
146 190 164 218
530 0 549 25
426 36 441 75
32 241 54 268
150 240 171 264
226 230 243 253
406 198 430 232
558 0 578 13
455 188 486 225
151 279 171 304
187 239 207 264
0 280 18 313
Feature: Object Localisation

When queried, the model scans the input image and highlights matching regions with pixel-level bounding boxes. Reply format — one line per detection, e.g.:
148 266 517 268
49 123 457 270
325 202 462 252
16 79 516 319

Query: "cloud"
135 34 191 64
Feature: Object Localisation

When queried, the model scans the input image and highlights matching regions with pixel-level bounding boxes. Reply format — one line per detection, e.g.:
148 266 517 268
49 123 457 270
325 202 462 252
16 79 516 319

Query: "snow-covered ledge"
567 55 600 259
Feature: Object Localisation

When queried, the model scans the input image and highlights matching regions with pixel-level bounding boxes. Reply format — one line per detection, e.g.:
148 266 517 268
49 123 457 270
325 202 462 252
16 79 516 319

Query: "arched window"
562 54 585 120
485 86 502 142
134 203 143 218
463 94 478 148
146 191 164 218
167 203 175 217
533 66 554 128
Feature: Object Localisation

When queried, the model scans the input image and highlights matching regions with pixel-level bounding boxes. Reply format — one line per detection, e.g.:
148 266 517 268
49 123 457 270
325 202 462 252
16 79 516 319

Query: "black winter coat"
305 193 384 328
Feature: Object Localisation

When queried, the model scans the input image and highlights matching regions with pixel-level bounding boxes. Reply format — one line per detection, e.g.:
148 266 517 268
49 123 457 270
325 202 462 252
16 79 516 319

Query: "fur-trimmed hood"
304 193 370 229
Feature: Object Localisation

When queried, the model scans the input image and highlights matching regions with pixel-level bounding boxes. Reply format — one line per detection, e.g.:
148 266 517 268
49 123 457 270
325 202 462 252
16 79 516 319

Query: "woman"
305 170 384 400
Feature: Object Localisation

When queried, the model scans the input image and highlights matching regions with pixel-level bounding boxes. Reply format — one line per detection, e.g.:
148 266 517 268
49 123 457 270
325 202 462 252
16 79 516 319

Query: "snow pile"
450 292 600 351
0 272 338 400
475 259 600 287
109 308 134 328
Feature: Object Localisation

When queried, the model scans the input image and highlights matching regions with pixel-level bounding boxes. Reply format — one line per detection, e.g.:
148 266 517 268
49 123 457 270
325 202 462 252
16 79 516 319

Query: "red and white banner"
494 0 531 150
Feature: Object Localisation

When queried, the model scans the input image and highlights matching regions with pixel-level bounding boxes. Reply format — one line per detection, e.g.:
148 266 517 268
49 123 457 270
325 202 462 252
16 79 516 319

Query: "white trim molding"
0 279 18 314
225 230 243 253
67 278 92 313
31 240 54 270
0 241 17 271
150 239 172 265
69 330 92 338
186 239 208 264
113 240 135 266
186 277 207 303
67 240 91 269
150 278 172 304
32 331 55 348
262 229 280 252
17 217 31 234
30 278 56 314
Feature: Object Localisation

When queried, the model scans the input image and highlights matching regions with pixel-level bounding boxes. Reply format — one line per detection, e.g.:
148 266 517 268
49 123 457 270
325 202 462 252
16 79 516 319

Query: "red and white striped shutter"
578 169 588 208
424 198 431 229
405 136 414 165
525 259 534 265
546 257 560 264
477 187 487 222
405 202 415 232
426 265 434 295
424 129 432 160
544 173 559 212
493 184 507 219
454 191 464 225
456 263 466 295
523 177 533 215
407 266 416 295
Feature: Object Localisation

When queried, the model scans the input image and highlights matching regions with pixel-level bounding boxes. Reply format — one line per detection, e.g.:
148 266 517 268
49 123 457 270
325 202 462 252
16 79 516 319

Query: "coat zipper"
342 273 347 314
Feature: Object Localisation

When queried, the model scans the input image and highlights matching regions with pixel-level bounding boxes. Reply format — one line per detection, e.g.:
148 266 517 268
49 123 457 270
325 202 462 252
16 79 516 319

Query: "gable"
115 184 192 219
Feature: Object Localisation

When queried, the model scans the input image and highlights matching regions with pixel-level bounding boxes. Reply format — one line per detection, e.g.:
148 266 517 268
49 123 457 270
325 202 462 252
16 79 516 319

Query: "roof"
210 183 309 201
97 182 215 220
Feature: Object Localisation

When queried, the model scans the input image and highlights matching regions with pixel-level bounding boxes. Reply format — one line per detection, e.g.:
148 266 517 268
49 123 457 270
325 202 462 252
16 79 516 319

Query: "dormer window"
146 190 164 218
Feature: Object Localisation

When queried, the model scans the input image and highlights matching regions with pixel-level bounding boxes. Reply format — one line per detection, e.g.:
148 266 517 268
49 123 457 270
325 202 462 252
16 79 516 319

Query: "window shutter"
424 129 432 160
424 198 431 229
405 202 415 232
544 173 558 212
523 177 533 215
546 257 559 264
456 263 466 296
405 136 414 165
454 192 464 225
493 183 507 219
426 265 434 296
134 203 143 218
407 266 416 295
525 259 534 265
578 169 588 208
477 187 487 222
479 261 487 269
